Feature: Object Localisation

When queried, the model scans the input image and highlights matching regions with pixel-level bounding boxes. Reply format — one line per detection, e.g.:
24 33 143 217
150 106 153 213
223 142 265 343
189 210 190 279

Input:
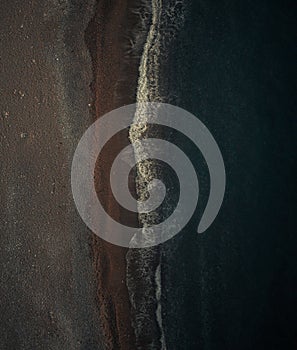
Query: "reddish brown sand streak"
85 1 144 349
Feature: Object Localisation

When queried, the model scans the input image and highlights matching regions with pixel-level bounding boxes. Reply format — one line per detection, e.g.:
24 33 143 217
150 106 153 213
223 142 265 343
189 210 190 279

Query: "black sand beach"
1 1 297 349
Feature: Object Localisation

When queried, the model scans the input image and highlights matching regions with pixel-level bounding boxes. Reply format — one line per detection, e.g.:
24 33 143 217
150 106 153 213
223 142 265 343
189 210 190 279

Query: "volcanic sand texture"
0 0 101 349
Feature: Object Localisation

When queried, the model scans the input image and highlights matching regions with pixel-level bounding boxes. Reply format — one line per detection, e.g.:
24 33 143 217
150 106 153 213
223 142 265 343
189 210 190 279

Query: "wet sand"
85 1 147 348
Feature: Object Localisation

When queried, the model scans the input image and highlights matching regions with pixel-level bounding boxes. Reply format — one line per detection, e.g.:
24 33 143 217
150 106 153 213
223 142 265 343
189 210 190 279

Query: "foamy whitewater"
127 1 186 348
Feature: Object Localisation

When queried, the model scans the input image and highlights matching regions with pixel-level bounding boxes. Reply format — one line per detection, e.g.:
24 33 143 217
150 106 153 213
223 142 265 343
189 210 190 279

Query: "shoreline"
85 1 149 348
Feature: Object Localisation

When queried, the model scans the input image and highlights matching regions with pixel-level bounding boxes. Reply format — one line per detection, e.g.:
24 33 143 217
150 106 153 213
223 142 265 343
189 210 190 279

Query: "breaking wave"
126 1 187 348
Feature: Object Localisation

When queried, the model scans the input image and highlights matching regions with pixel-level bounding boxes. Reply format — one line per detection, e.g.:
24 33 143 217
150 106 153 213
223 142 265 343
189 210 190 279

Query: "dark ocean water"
127 0 297 349
159 1 297 349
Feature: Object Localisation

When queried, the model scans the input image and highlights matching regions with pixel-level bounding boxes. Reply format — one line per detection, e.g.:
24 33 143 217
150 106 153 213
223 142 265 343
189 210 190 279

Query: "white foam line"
129 0 186 347
129 1 167 348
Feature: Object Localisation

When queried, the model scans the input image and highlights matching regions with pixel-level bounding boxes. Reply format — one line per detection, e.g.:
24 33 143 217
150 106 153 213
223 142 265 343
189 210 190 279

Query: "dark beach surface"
0 0 102 348
1 0 297 349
